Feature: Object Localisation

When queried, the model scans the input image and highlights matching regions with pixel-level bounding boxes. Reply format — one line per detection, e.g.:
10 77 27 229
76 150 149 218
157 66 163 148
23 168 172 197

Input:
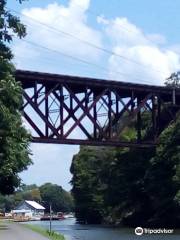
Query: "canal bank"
24 219 180 240
25 224 65 240
0 221 65 240
0 221 49 240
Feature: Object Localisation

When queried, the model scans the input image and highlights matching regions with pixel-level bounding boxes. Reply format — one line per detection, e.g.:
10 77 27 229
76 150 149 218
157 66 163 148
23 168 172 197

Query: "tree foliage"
39 183 74 213
0 183 74 213
71 115 180 227
0 0 26 43
71 146 116 223
165 71 180 88
0 0 31 194
145 115 180 227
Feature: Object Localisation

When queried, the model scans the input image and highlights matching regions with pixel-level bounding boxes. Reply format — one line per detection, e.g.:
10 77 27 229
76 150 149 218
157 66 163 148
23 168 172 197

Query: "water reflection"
26 219 180 240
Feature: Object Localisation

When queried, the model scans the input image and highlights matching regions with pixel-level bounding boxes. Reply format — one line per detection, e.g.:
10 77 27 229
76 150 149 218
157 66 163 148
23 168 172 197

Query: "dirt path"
0 222 49 240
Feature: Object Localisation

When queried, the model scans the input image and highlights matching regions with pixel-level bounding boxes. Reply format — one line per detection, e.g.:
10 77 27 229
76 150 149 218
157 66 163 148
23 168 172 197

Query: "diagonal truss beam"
64 84 103 134
63 88 108 138
24 91 61 138
18 69 180 147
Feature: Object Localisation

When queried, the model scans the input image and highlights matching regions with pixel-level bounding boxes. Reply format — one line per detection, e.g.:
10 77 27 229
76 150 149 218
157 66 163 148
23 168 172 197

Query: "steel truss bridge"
15 70 180 148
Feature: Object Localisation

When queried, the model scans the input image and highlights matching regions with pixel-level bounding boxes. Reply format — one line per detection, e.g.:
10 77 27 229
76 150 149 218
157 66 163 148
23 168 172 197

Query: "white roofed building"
14 200 45 217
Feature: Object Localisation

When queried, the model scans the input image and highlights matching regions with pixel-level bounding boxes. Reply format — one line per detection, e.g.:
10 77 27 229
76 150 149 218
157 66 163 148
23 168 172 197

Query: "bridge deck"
15 70 180 147
16 70 180 102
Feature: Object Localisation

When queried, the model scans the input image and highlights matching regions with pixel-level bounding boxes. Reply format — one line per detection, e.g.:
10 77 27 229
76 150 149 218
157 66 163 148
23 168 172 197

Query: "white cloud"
146 33 167 45
14 0 102 68
98 16 180 85
14 1 180 84
102 17 149 47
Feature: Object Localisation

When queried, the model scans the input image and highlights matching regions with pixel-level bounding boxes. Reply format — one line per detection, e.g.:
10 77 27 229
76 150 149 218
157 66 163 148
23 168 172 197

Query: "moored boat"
63 213 74 219
41 215 64 221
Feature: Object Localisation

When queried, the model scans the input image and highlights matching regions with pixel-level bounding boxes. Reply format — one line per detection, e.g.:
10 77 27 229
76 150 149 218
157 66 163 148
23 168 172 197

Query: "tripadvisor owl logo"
135 227 174 235
135 227 143 235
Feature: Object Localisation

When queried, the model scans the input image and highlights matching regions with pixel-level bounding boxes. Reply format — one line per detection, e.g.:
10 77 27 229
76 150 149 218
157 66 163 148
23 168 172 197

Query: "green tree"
40 183 74 213
0 183 74 213
0 0 32 194
71 146 116 224
71 113 180 227
145 115 180 227
165 72 180 88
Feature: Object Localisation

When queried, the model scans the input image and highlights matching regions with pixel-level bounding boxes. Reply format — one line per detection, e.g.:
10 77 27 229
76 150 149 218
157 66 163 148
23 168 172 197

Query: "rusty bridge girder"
15 70 180 148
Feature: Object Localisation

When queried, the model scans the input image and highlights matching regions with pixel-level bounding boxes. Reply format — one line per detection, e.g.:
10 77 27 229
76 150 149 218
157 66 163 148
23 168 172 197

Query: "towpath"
0 222 49 240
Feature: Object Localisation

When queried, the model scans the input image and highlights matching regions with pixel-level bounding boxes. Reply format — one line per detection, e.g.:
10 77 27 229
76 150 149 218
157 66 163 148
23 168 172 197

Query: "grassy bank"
24 224 65 240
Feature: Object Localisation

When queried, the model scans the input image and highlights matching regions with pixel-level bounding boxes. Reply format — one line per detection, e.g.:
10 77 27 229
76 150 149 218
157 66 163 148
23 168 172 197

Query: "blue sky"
8 0 180 190
9 0 180 44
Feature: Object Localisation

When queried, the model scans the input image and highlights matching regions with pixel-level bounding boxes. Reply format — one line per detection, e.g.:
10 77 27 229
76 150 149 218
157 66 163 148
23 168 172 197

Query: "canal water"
26 219 180 240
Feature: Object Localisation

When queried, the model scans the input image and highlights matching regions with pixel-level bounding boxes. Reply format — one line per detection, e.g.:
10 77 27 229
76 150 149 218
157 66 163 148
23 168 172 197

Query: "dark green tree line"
39 183 74 213
71 115 180 227
0 183 74 213
0 0 31 194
